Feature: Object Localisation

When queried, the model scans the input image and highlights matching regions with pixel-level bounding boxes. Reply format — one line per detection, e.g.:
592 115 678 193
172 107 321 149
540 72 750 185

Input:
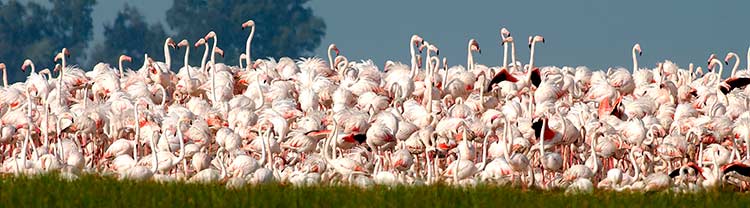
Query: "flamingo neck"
632 47 639 72
467 45 473 72
2 68 6 88
210 37 218 65
539 119 545 159
163 40 171 70
591 133 598 173
511 42 517 72
529 41 537 76
58 55 66 106
328 46 335 72
174 121 186 165
629 150 640 180
410 39 417 78
150 134 158 173
29 63 36 74
245 26 255 71
184 45 191 78
731 53 740 77
502 43 509 70
200 44 209 71
211 63 217 104
118 59 125 79
713 59 724 79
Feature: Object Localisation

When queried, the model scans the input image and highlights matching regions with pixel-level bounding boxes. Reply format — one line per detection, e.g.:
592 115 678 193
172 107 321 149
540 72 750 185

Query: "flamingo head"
241 20 255 29
194 38 207 47
329 44 340 56
411 34 424 48
59 48 70 59
166 37 177 48
724 53 735 65
633 43 642 56
469 39 481 54
501 36 514 46
177 39 189 48
21 59 33 72
204 31 217 40
429 44 440 56
214 46 225 57
119 55 132 63
0 63 5 71
148 58 158 75
500 27 511 40
707 54 717 67
252 60 264 69
528 35 545 48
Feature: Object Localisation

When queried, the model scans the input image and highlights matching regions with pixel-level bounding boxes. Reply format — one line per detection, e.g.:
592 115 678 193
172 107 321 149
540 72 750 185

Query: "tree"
166 0 326 65
0 0 95 83
89 4 168 70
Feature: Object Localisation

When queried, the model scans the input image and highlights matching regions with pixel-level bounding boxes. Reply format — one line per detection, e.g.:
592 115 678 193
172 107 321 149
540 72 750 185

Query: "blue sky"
92 0 749 71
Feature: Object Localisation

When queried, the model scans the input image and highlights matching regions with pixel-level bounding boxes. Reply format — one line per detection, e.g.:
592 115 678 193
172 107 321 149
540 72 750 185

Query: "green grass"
0 174 747 207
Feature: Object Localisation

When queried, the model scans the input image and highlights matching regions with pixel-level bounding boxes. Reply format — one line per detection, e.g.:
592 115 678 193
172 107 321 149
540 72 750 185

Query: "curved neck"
511 42 517 72
245 26 255 71
163 40 171 70
2 68 6 88
173 120 186 166
183 45 191 77
255 75 266 110
628 149 640 180
425 58 433 113
28 62 36 74
711 59 724 79
150 133 158 173
327 46 335 71
529 41 537 73
209 37 218 65
211 63 217 104
502 42 509 69
238 55 244 69
410 39 417 78
118 59 125 79
539 118 545 159
158 85 166 107
58 54 66 106
632 47 639 72
441 59 448 90
200 43 209 71
467 44 473 72
590 133 598 174
730 53 740 77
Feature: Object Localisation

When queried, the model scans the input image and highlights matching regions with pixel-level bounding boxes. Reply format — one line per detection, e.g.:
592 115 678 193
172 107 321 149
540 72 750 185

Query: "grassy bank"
0 174 746 207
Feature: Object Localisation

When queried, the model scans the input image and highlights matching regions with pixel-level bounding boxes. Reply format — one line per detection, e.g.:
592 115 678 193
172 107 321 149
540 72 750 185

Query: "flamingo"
242 20 256 71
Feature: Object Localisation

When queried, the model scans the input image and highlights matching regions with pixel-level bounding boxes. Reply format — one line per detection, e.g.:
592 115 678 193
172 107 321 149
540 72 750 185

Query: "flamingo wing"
720 77 750 95
487 68 518 91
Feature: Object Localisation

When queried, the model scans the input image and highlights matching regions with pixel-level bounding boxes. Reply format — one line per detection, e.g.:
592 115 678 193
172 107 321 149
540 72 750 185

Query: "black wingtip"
668 168 681 178
532 119 543 138
720 86 730 95
353 134 367 144
530 68 542 87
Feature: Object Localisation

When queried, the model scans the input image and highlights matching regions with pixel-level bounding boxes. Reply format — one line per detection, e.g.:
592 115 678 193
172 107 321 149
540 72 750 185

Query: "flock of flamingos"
4 19 750 193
